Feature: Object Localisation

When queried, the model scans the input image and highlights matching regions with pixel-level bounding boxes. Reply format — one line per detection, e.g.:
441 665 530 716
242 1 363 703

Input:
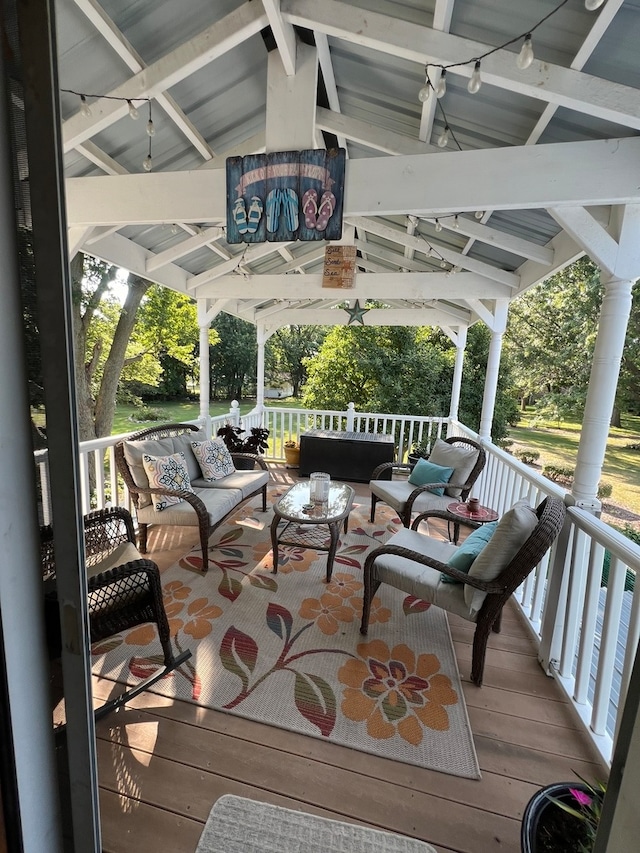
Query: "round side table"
446 501 499 543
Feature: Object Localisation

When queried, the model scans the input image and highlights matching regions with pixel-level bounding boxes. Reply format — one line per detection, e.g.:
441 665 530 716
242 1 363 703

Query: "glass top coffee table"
270 481 355 582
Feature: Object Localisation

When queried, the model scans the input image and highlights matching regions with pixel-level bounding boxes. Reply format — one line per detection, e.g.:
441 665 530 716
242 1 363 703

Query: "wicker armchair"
42 506 191 722
114 423 269 572
369 436 486 528
360 496 566 685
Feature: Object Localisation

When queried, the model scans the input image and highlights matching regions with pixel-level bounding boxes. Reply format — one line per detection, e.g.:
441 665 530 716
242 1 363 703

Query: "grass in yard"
509 412 640 518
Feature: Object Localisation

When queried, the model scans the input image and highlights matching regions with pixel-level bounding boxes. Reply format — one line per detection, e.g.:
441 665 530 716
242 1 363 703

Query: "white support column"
256 324 266 414
572 275 634 508
478 302 508 440
197 301 211 435
448 326 467 422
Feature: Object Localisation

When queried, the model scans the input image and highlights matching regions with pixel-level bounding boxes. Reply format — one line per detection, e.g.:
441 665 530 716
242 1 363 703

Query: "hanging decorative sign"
322 245 357 288
226 148 345 244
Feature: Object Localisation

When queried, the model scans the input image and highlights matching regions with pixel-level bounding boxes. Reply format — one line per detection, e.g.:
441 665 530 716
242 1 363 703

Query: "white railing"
37 405 639 765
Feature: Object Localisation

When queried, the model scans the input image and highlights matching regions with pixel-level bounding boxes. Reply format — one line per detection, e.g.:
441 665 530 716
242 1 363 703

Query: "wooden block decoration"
322 245 357 288
226 149 345 244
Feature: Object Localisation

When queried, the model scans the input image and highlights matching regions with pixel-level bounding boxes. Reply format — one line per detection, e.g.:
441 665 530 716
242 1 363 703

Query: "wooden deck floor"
95 469 608 853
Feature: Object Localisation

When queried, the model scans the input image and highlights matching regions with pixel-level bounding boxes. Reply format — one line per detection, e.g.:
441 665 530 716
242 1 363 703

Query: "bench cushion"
135 486 243 528
191 468 269 499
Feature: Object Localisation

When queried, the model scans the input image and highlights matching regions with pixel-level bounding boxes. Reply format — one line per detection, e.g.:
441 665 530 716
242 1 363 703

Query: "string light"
61 88 155 174
467 61 482 94
585 0 606 9
435 219 443 232
516 35 535 70
418 0 571 103
475 210 484 219
437 125 450 148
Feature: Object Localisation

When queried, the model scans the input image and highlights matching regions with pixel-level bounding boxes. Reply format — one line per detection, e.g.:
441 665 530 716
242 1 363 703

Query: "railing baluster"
592 556 627 735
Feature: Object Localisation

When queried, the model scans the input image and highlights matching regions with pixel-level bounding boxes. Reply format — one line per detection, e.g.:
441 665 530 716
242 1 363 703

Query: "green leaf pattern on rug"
294 672 337 736
220 626 258 691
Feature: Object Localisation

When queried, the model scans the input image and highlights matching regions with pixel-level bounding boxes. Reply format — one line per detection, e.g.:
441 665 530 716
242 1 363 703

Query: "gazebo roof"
59 0 640 330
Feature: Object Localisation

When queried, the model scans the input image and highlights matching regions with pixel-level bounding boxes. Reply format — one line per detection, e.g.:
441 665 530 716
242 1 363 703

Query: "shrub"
495 437 514 452
514 448 540 465
597 481 613 500
127 405 162 423
542 464 573 483
625 442 640 451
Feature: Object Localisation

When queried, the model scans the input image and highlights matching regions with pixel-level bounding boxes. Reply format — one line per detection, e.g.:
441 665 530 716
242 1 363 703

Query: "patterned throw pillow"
191 438 236 480
142 451 193 511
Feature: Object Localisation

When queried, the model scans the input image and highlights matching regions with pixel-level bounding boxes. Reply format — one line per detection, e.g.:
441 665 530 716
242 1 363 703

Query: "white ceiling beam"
196 132 267 170
192 271 512 300
347 216 519 288
262 0 297 76
266 40 317 151
514 230 584 297
316 108 438 155
315 33 347 150
72 0 215 161
186 242 294 289
145 227 224 272
62 2 268 152
68 226 94 259
609 204 640 280
66 138 640 228
548 206 619 274
81 232 190 292
353 239 433 273
419 0 455 143
246 306 471 326
425 215 554 265
75 141 129 175
282 0 640 131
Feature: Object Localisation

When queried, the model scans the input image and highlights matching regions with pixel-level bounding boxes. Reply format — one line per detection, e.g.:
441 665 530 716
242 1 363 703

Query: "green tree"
265 325 327 396
210 314 257 400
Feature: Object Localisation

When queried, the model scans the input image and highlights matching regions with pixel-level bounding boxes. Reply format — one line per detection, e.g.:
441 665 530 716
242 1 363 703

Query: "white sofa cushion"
135 486 243 528
86 540 142 579
369 478 454 515
191 468 269 499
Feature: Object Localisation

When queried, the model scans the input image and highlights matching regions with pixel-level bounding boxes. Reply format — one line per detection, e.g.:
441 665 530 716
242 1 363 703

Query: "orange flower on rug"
91 494 480 779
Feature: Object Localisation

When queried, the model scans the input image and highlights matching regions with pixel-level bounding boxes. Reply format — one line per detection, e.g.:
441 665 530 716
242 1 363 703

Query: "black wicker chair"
42 506 191 723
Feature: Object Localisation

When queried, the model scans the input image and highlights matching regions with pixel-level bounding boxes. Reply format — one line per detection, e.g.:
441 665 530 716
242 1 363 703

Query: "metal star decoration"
345 299 369 325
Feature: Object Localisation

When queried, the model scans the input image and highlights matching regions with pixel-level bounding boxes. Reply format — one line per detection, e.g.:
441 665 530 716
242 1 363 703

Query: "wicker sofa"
115 423 269 572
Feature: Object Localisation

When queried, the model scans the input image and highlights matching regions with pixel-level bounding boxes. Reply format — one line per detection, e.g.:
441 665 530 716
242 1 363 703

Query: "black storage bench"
299 430 395 483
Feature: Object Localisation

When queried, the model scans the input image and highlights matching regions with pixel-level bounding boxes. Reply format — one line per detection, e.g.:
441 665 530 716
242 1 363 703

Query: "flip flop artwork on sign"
225 148 345 244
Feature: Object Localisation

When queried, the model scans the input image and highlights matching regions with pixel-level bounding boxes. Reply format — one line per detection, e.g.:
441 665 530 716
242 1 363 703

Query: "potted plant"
408 438 431 468
217 423 270 469
521 778 605 852
284 439 300 468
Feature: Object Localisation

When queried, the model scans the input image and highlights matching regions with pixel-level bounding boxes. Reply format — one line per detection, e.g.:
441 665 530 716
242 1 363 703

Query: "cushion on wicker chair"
441 521 497 583
464 499 538 615
407 458 454 495
428 438 479 498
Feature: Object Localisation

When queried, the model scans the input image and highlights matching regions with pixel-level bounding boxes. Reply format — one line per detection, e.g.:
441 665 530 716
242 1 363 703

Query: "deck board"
95 471 609 852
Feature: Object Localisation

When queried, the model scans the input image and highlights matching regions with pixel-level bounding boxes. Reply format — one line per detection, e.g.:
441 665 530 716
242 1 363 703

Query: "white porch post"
448 326 467 422
478 302 508 440
197 302 211 435
572 274 634 508
256 324 266 414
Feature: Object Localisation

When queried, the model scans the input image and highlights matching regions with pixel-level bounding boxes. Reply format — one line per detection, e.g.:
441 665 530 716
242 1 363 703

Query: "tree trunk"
94 275 150 437
610 406 622 428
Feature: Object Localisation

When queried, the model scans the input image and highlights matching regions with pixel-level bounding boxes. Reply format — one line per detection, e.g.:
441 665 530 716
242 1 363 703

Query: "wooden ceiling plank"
262 0 297 76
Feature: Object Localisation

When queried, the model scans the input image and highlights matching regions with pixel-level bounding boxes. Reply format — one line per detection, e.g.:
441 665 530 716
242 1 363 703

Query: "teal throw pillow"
441 521 498 584
407 458 454 496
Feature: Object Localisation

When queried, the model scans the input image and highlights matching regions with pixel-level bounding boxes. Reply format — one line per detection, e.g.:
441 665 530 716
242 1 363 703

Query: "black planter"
521 782 596 853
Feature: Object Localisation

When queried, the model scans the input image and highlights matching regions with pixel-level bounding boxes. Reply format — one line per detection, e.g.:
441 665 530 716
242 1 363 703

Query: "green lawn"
508 412 640 517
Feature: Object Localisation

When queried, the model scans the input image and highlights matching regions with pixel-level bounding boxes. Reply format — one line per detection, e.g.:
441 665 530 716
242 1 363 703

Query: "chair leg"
200 530 209 572
360 559 382 634
370 495 377 523
138 523 148 553
492 609 502 633
261 484 267 512
471 622 491 686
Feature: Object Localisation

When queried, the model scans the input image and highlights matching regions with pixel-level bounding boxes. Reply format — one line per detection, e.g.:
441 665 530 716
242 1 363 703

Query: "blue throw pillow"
407 458 454 496
441 521 498 584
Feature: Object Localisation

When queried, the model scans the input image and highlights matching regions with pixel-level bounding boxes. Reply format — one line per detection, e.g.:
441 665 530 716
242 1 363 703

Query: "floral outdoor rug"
92 491 480 779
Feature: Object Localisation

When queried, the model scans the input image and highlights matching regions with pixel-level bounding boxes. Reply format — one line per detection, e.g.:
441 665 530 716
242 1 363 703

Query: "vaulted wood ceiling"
59 0 640 336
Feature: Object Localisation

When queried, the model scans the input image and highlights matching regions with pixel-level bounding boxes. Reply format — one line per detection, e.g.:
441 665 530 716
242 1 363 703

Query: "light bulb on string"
475 210 484 219
453 215 460 229
437 125 450 148
435 219 443 232
146 119 155 136
418 69 430 103
143 154 152 172
516 34 534 69
171 224 179 235
440 260 447 269
127 99 139 119
585 0 606 9
435 69 447 98
80 94 92 118
467 61 482 94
